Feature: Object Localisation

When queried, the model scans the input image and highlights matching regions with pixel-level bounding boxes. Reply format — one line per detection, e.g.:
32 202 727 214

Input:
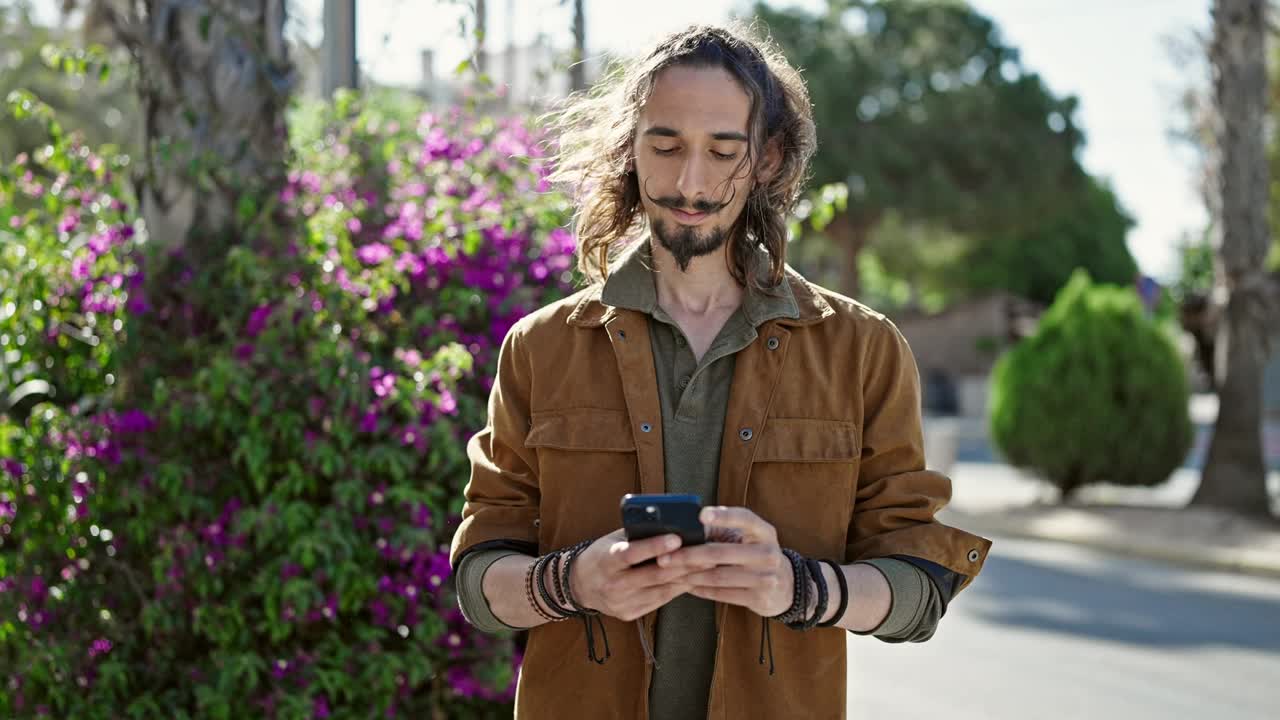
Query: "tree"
73 0 292 260
569 0 586 92
0 1 139 159
1191 0 1273 516
961 177 1138 307
755 0 1088 296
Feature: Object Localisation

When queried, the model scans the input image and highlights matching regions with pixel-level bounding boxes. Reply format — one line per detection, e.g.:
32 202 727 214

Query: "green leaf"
199 14 213 41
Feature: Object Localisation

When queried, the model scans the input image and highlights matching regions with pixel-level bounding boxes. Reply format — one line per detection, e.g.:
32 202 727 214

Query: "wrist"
816 563 837 624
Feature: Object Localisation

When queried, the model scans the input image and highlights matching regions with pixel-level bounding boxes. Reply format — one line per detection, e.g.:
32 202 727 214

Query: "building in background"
419 39 603 109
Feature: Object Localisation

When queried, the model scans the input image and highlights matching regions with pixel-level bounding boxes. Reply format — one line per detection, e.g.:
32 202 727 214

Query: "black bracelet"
783 556 812 631
534 550 573 620
563 540 597 615
551 550 570 609
817 559 848 628
525 556 557 622
772 549 810 626
801 557 828 631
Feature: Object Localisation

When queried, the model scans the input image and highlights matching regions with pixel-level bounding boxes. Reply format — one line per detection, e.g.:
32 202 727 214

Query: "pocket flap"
754 418 859 463
526 408 636 452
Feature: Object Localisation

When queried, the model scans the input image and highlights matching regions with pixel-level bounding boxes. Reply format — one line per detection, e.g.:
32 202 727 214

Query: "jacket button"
678 376 691 390
967 549 980 563
533 518 540 528
766 337 780 350
641 423 652 433
739 428 753 441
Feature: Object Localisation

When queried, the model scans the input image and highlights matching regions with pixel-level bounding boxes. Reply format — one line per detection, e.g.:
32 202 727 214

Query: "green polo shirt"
455 241 942 718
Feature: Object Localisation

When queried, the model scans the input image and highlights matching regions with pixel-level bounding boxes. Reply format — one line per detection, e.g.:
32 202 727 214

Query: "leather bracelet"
771 549 810 626
563 540 598 615
525 556 558 622
783 555 812 630
551 549 570 609
535 550 573 619
800 557 828 631
816 559 848 628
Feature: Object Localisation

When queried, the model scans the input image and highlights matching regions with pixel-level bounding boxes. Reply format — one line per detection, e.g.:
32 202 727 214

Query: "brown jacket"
450 267 992 719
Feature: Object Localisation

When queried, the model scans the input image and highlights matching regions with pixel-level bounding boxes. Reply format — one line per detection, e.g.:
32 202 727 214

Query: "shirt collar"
599 238 800 328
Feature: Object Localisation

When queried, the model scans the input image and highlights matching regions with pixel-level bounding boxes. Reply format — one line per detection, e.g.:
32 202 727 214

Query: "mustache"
641 178 736 215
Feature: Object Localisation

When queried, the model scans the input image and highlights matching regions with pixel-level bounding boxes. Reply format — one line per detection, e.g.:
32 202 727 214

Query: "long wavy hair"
543 22 817 290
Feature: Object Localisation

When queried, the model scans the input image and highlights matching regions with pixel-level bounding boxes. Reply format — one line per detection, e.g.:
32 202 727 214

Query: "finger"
684 567 775 590
699 506 777 542
687 586 758 607
658 542 773 570
608 533 682 568
615 582 691 621
622 560 700 589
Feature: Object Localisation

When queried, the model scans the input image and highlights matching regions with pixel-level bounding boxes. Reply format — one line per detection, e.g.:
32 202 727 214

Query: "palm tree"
1191 0 1274 517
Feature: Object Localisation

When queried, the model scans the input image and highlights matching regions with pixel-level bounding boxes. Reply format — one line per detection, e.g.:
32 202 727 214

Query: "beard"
651 217 729 272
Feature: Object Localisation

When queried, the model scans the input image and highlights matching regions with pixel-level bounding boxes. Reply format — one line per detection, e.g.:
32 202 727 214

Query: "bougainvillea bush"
0 87 575 718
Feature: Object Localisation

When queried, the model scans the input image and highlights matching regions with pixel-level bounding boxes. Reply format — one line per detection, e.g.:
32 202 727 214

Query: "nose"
675 155 711 204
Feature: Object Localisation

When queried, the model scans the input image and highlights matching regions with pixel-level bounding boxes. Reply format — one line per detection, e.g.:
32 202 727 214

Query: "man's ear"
755 137 783 185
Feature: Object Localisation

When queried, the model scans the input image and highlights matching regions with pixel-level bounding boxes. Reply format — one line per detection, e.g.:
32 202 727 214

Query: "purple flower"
88 638 112 658
1 459 24 478
437 389 457 415
410 503 431 530
244 303 274 338
313 696 331 719
359 410 379 434
357 243 393 265
58 213 79 233
115 409 156 434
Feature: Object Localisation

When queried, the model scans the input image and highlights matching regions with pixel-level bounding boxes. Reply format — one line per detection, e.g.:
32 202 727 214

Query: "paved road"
847 535 1280 719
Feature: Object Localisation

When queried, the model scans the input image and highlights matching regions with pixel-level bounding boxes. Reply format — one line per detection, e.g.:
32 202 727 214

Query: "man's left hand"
657 506 793 617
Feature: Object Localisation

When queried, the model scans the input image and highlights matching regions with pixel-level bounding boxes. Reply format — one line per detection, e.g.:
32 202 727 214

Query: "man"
449 23 991 719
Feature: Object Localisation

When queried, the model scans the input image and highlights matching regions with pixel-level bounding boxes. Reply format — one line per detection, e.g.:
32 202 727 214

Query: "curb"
942 508 1280 580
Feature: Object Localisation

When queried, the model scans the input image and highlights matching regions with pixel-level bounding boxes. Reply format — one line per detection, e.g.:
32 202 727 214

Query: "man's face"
633 65 756 271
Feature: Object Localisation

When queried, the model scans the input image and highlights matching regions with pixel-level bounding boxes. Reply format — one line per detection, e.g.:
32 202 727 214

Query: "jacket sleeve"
845 319 991 594
449 323 542 570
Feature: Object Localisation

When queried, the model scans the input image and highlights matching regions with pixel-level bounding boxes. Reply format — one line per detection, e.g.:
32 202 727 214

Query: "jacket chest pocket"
525 408 639 548
747 418 860 559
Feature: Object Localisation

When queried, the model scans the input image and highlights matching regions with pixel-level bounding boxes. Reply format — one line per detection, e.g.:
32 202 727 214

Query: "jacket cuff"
850 558 935 638
456 549 529 633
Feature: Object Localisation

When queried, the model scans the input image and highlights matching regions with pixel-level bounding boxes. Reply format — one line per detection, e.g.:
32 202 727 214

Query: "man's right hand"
569 529 693 622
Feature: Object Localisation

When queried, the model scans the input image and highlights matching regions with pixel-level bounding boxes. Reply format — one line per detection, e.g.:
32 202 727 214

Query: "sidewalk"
940 462 1280 578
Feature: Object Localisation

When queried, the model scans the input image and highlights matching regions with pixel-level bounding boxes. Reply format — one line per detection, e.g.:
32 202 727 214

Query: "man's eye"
653 146 678 156
712 151 738 161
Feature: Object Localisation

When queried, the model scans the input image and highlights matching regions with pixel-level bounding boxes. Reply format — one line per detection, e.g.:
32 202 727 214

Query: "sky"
252 1 1216 280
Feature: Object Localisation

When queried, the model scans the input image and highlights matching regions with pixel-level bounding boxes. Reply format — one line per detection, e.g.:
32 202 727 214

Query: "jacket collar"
566 239 834 328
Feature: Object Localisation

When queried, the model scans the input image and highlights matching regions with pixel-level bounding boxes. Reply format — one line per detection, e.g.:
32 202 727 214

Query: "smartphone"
620 493 706 547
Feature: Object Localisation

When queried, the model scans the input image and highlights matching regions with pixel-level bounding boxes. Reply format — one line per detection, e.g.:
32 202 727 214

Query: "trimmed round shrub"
989 270 1192 499
0 88 573 718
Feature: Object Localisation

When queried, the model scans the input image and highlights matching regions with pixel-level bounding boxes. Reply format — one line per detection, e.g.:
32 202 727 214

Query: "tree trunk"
570 0 586 92
475 0 487 73
90 0 292 250
1191 0 1273 516
828 209 880 300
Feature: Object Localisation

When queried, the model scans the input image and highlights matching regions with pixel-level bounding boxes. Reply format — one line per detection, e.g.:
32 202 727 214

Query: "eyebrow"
643 126 749 142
